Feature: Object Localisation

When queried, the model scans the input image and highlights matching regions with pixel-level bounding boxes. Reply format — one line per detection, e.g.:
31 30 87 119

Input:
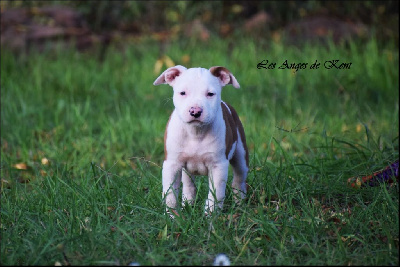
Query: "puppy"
153 65 248 214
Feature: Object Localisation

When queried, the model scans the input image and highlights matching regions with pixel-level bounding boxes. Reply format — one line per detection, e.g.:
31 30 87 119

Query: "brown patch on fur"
209 66 240 88
221 102 249 167
210 66 231 85
210 66 230 77
221 102 238 160
164 114 172 160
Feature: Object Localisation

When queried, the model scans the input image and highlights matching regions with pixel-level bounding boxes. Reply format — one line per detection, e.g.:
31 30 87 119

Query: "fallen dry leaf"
14 162 28 170
41 157 49 165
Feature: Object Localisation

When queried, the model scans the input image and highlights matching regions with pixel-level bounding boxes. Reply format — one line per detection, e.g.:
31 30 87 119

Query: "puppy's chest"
177 136 222 175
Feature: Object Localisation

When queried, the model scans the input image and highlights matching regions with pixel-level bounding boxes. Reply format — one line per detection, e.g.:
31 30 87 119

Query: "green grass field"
1 37 399 265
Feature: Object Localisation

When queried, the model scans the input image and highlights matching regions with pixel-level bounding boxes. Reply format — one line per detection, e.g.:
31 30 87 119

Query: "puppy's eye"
207 92 215 97
180 91 186 96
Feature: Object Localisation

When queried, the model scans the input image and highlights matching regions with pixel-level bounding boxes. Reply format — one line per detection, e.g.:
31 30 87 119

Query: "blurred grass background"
1 1 399 266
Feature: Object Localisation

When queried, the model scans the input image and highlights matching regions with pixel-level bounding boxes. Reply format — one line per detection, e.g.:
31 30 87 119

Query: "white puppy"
154 65 248 214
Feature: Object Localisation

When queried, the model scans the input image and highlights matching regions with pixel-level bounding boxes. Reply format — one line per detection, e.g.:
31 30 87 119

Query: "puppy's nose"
189 107 203 118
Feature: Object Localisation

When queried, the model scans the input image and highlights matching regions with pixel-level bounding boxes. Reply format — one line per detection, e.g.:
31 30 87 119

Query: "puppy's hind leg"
230 137 248 204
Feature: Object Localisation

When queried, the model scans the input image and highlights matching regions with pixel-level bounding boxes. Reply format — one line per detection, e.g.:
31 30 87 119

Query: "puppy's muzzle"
189 107 203 118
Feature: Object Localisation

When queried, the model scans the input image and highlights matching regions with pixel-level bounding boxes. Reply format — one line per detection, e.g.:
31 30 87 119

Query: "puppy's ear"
153 65 187 86
209 66 240 88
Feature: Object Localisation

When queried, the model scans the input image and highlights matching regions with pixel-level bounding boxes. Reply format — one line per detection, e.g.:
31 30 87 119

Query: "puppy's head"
154 65 240 125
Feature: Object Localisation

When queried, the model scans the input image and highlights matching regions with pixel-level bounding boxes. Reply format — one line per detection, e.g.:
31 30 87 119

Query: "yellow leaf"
231 4 243 14
157 224 169 240
356 178 362 187
41 157 49 165
162 224 168 240
272 31 281 43
154 59 163 75
299 8 307 17
164 55 175 68
181 54 190 64
14 163 28 170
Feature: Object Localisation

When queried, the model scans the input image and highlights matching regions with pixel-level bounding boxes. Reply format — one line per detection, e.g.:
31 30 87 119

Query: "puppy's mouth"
188 119 203 124
187 117 211 125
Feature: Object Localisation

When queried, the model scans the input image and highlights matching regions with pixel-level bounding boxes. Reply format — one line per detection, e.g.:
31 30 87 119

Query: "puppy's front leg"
205 160 229 214
162 160 183 210
182 170 196 206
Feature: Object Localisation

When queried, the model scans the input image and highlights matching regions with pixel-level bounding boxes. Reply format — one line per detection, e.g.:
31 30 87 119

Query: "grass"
1 36 399 265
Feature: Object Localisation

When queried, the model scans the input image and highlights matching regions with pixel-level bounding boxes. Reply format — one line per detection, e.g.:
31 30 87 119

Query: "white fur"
154 65 248 215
